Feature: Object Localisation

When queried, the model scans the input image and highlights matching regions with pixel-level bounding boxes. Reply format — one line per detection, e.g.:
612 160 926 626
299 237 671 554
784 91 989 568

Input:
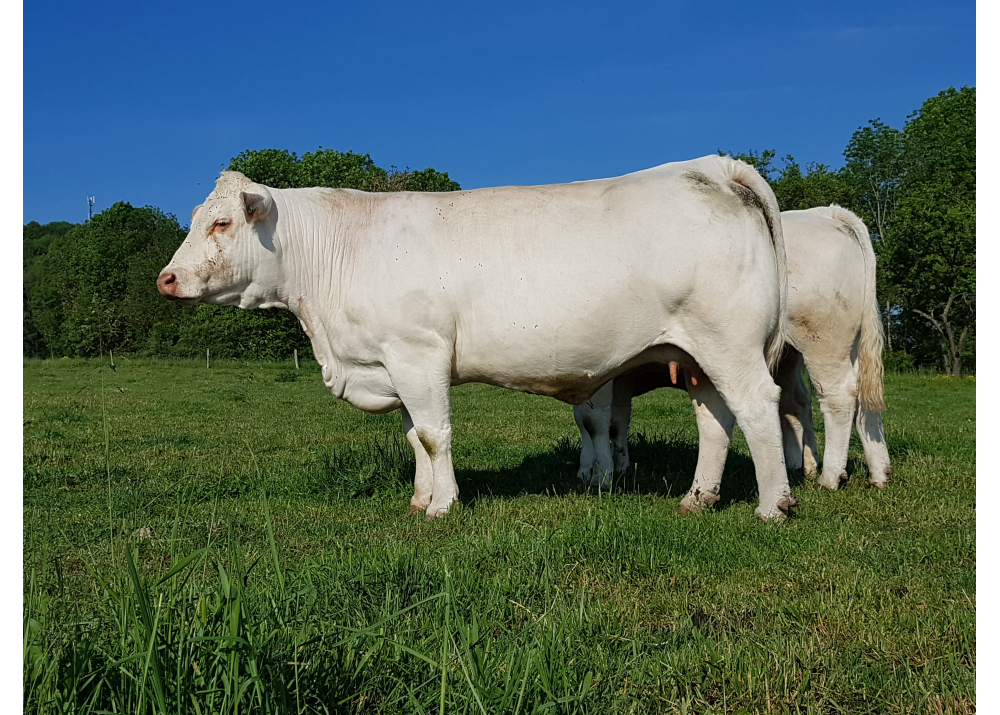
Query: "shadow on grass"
455 431 773 511
304 429 814 514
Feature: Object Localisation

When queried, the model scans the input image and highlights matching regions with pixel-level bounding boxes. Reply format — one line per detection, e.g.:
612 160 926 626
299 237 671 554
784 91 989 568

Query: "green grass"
23 358 975 714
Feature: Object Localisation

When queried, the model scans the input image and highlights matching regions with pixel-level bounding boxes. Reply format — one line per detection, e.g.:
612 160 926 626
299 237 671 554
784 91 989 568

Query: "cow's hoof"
817 472 845 490
869 470 891 489
678 490 719 515
756 495 797 522
407 504 427 517
871 466 893 488
803 462 819 478
579 471 611 490
424 500 457 521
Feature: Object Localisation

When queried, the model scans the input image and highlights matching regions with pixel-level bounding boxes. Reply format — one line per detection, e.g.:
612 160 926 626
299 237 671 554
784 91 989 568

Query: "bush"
883 350 917 373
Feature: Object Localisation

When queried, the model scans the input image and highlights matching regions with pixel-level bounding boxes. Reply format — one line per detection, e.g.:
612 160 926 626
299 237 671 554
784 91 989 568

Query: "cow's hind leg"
776 349 819 476
679 374 735 514
809 360 858 491
402 407 434 515
706 355 796 520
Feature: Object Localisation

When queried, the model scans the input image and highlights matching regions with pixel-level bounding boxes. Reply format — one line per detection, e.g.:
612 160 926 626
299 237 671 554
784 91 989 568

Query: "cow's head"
157 171 284 309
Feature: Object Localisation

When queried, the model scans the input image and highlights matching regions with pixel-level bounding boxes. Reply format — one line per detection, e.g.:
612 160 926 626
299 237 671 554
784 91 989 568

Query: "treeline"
23 87 974 372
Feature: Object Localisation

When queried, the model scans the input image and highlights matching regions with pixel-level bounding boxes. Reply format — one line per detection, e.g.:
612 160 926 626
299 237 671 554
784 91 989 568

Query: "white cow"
574 205 890 510
158 156 798 520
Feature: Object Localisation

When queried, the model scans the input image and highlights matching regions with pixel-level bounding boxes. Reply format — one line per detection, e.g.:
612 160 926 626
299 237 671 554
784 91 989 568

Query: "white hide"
574 205 891 507
159 156 796 520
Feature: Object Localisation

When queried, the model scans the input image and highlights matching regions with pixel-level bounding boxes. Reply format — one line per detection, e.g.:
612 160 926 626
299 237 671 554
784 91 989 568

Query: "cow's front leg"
678 373 735 514
390 365 459 520
401 406 434 515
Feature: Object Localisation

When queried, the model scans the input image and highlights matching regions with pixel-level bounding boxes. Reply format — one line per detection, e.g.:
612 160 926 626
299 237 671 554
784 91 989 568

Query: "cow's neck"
275 188 369 396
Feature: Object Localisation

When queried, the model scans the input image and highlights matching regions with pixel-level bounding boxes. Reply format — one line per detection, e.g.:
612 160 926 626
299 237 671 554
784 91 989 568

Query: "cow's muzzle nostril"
157 272 178 296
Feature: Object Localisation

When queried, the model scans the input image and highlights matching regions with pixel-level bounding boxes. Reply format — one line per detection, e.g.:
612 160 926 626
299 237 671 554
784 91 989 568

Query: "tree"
886 87 975 374
227 147 461 192
842 119 906 244
768 157 850 212
28 204 189 357
24 221 74 357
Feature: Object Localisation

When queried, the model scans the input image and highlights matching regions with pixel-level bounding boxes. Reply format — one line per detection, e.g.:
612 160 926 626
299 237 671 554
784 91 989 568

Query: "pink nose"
157 272 178 296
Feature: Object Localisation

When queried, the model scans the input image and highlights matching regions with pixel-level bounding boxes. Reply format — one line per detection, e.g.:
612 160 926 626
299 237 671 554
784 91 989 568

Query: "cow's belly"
454 340 699 404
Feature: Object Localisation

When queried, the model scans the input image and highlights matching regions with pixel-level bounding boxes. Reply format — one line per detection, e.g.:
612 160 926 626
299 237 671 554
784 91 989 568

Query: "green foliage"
27 204 189 358
882 350 916 373
158 305 313 361
228 147 461 193
24 221 75 357
769 157 851 212
886 87 976 374
841 119 905 243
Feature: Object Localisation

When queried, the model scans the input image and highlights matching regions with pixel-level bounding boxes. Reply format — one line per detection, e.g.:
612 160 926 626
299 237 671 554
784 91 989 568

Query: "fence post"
207 348 210 369
109 349 115 368
294 349 299 370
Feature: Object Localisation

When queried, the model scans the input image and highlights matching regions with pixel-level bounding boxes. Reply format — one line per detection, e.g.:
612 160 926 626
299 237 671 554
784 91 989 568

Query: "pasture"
24 359 974 713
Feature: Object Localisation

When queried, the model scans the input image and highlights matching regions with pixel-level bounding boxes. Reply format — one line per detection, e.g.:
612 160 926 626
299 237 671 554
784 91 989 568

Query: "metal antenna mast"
88 196 95 220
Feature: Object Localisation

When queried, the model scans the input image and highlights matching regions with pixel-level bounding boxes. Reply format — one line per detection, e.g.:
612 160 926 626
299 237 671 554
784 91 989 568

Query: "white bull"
574 205 890 510
158 155 798 520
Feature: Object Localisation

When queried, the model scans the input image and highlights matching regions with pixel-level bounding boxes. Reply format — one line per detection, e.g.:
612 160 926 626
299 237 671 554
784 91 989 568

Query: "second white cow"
158 155 797 520
574 205 890 508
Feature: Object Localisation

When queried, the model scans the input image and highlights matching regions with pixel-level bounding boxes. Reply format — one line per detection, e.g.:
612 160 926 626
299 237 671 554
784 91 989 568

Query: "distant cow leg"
576 411 598 483
678 374 734 514
574 382 614 489
610 376 636 475
775 349 819 476
808 358 858 490
402 407 434 515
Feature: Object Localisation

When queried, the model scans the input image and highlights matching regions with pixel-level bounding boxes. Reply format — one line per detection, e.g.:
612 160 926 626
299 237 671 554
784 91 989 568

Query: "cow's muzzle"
157 271 179 297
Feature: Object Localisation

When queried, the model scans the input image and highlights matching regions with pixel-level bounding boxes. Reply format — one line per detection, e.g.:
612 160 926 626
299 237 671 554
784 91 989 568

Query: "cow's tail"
721 157 790 374
828 205 886 412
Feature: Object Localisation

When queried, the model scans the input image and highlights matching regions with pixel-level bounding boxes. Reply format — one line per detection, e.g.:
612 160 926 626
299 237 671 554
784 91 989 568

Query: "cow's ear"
190 203 203 223
241 190 274 223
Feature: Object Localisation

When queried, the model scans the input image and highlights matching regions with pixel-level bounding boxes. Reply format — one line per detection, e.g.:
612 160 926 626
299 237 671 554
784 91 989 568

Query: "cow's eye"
212 220 231 233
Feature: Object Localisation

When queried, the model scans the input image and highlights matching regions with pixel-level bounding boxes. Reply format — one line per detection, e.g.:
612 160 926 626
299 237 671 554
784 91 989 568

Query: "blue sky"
23 0 975 225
